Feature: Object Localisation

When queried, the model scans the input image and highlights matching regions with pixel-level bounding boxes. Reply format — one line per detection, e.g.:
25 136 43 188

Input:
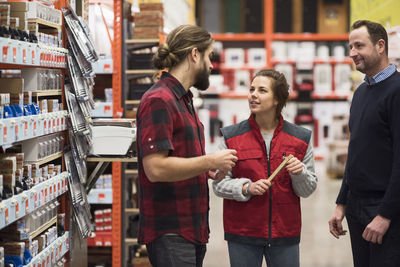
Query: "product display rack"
208 0 352 101
0 0 72 266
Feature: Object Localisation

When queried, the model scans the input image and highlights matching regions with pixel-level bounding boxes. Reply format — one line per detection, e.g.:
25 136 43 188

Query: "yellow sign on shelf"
351 0 400 28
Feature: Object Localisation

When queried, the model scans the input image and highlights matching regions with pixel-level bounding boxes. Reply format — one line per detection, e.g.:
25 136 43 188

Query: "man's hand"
207 170 226 181
362 215 391 244
210 149 238 174
329 204 347 238
286 156 303 175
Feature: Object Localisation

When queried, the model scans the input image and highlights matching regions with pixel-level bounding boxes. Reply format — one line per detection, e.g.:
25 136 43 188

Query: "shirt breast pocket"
235 150 265 179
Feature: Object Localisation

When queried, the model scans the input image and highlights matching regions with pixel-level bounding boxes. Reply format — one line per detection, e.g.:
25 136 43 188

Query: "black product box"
128 53 154 70
129 83 152 100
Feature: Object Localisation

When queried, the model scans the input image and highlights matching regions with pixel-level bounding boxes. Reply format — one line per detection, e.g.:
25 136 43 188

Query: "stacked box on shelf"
133 3 164 39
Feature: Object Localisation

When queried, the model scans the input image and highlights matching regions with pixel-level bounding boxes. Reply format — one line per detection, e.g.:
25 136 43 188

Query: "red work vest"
221 115 310 245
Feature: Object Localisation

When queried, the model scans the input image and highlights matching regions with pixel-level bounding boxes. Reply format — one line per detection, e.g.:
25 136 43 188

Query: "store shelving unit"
0 0 72 265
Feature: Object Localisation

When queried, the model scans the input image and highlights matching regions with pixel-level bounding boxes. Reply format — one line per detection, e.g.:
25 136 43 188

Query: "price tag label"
5 208 8 224
53 184 56 196
25 198 29 213
15 124 18 137
40 189 44 205
15 202 19 217
3 46 8 62
3 126 7 143
23 49 27 63
12 47 16 62
32 50 35 64
24 121 28 137
98 193 105 202
34 192 38 207
33 121 37 136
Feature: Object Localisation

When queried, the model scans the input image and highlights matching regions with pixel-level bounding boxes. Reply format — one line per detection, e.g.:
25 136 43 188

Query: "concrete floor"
204 160 354 267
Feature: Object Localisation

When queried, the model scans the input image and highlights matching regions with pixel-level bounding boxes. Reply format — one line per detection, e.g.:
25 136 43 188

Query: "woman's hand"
286 156 303 175
244 179 272 196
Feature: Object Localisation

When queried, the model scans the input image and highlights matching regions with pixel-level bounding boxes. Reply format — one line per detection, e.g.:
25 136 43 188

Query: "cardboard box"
139 3 163 13
0 78 24 94
9 17 19 29
317 0 348 34
133 26 161 39
134 11 163 27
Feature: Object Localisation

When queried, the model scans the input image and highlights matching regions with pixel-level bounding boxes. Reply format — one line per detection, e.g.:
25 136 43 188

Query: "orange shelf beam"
273 33 349 41
112 0 123 266
212 33 266 41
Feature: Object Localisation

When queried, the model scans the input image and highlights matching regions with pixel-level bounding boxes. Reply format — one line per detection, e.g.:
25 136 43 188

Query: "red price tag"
15 202 19 217
15 124 18 136
24 121 28 136
53 184 56 195
61 117 64 126
48 120 51 131
45 187 48 200
104 105 111 112
32 50 35 64
50 185 53 195
35 192 38 206
12 47 16 62
59 245 62 254
3 126 7 143
98 193 105 202
33 122 37 136
23 49 27 63
25 199 29 213
47 255 49 265
5 208 8 223
53 119 56 129
58 181 60 192
57 118 60 127
3 46 8 61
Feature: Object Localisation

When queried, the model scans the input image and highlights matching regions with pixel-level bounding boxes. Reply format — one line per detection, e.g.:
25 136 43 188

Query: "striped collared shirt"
364 63 396 85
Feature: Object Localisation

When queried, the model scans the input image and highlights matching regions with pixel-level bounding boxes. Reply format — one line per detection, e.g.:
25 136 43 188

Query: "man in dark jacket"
329 20 400 267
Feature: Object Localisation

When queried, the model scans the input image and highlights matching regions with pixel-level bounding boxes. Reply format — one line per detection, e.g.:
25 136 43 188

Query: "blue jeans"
146 234 206 267
227 241 299 267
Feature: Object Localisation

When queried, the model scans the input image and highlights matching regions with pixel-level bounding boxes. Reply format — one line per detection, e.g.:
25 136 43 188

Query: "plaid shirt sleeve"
138 96 174 157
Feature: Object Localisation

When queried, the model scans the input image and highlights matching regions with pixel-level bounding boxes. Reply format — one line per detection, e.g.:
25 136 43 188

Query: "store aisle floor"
204 160 353 267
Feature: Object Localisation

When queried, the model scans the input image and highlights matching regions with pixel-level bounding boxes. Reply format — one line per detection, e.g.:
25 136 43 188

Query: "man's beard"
193 62 210 91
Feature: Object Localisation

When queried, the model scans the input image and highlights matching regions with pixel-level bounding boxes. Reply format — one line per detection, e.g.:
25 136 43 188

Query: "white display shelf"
0 37 67 68
25 231 69 267
87 188 112 204
0 111 68 148
0 172 69 230
92 58 113 74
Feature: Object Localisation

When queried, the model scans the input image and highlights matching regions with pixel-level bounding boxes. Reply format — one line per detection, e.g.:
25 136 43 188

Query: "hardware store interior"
0 0 400 266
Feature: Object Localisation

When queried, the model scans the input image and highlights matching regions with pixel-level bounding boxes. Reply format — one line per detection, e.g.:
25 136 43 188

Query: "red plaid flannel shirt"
136 72 209 244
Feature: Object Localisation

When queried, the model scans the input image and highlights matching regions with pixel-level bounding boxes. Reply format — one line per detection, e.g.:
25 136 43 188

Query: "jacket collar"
248 114 284 143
